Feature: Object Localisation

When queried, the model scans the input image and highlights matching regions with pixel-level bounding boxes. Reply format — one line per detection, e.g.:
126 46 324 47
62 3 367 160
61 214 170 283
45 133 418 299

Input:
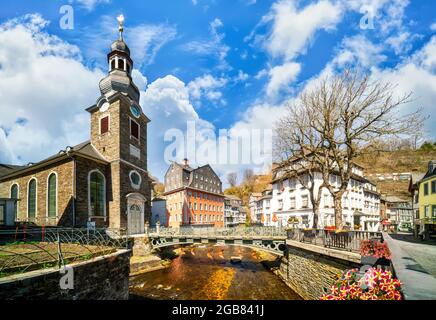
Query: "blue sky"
0 0 435 183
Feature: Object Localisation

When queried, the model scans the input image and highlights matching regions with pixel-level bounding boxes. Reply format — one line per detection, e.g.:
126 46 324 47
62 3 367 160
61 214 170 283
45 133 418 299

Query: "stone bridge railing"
147 226 287 238
147 226 288 255
287 229 382 253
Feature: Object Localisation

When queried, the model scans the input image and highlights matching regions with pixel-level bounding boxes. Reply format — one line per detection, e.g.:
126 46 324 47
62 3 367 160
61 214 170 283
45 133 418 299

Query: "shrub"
360 240 391 260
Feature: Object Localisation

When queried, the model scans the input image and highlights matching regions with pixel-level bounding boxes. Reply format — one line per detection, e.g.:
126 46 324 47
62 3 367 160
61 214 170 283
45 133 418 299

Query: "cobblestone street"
390 233 436 279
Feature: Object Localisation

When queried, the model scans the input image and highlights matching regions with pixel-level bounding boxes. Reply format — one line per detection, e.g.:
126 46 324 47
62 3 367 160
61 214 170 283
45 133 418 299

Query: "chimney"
429 160 436 173
183 158 189 167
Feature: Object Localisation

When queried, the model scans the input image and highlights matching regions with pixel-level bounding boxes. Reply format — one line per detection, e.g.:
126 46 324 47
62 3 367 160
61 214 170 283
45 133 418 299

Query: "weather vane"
117 14 125 40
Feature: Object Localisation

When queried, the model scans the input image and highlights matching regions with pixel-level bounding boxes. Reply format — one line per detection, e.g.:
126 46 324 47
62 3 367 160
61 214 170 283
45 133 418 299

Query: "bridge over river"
147 226 288 255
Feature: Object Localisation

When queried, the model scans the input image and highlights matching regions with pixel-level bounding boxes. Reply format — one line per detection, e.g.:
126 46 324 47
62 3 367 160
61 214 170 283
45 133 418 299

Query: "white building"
224 195 246 227
269 161 381 231
249 193 262 224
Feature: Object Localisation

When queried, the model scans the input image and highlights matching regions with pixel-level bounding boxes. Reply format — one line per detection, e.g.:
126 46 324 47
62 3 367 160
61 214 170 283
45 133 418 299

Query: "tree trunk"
334 196 343 228
312 205 319 229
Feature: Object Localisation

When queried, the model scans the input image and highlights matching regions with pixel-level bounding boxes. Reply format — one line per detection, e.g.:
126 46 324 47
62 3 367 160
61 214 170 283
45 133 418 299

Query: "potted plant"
321 268 402 300
360 240 392 266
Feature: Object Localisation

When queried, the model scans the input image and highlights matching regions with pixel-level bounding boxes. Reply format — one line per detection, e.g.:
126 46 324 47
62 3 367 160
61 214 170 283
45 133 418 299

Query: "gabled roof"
0 141 108 181
0 164 25 178
422 161 436 181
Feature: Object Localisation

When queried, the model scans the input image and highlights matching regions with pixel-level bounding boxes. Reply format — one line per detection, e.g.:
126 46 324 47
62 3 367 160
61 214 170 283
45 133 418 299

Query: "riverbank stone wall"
0 249 131 300
278 240 361 300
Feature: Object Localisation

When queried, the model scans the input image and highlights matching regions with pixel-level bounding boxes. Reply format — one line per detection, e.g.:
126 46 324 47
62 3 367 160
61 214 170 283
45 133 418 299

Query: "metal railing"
287 229 382 252
148 226 287 238
0 227 129 278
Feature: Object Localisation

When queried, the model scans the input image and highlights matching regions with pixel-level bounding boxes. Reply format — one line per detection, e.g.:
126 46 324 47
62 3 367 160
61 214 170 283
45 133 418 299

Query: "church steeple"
98 15 140 103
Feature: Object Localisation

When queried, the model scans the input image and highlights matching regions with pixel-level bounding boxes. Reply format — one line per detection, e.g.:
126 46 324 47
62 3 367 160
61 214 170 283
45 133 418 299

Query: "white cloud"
182 18 230 69
0 14 104 164
187 74 228 105
125 24 177 68
332 35 387 69
235 70 249 82
262 0 343 62
266 62 301 98
141 75 216 177
0 13 218 181
371 36 436 137
73 0 110 11
82 15 176 69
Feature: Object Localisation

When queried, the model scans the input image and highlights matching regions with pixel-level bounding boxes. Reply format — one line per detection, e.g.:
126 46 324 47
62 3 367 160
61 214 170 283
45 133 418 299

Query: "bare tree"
307 71 422 227
243 169 255 184
226 172 238 187
275 103 327 229
276 70 424 228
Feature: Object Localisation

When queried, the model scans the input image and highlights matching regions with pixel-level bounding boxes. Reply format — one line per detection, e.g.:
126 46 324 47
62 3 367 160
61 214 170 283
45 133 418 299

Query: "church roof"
110 39 131 56
0 164 25 178
0 141 108 181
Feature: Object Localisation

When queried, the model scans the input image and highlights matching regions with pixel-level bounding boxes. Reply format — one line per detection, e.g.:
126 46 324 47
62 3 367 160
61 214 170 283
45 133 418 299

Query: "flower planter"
361 255 378 266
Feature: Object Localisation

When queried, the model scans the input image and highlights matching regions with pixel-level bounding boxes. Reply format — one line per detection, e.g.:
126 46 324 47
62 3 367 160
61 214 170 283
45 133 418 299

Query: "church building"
0 17 153 235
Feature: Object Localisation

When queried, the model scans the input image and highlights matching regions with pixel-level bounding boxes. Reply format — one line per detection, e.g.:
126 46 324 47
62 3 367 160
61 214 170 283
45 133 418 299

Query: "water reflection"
130 245 301 300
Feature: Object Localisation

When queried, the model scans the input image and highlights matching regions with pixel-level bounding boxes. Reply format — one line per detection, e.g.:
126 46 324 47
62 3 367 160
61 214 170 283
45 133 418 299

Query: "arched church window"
10 184 19 219
118 59 125 70
47 173 57 218
111 59 116 70
89 170 106 217
28 179 37 219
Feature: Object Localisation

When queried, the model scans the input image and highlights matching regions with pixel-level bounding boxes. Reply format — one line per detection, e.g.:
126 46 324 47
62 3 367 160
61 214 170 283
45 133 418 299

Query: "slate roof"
422 161 436 181
0 164 25 178
0 141 108 181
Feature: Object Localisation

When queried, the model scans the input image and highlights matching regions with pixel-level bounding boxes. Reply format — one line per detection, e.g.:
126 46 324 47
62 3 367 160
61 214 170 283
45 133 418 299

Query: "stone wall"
278 241 360 300
0 160 74 226
75 157 110 228
0 249 131 300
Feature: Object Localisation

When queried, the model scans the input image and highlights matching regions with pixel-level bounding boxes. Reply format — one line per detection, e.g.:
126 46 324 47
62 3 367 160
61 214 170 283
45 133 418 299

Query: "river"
129 245 301 300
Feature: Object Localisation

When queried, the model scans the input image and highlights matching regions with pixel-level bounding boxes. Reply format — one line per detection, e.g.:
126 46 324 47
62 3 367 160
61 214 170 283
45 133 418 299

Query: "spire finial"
117 14 125 40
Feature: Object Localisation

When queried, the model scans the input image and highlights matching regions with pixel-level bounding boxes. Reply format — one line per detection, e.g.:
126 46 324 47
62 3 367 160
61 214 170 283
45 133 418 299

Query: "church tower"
87 15 151 233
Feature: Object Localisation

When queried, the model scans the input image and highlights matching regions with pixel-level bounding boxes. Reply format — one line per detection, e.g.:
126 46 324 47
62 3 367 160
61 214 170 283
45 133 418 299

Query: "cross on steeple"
117 14 125 40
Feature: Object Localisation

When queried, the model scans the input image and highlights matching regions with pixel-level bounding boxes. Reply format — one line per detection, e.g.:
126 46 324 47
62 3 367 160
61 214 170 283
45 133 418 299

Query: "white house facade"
269 163 381 231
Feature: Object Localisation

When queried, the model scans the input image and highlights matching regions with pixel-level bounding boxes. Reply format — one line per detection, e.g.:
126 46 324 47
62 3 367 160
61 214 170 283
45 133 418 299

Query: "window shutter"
100 116 109 134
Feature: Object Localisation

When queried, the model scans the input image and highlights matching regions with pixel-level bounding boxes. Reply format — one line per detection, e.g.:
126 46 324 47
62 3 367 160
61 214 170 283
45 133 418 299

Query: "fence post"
57 230 64 269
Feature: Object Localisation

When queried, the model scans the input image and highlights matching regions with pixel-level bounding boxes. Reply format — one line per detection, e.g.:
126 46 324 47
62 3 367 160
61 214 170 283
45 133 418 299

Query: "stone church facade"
0 21 152 234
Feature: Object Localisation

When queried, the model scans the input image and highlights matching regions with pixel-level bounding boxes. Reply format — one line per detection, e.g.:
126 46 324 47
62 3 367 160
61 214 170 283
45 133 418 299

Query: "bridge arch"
149 236 286 256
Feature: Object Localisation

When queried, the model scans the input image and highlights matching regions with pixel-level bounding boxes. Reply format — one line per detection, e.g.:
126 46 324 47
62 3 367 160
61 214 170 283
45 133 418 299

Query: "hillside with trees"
356 141 436 198
224 169 272 209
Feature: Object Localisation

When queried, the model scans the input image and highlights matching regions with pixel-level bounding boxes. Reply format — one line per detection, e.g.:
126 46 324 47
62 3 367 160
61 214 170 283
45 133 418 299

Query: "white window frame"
129 117 140 142
46 172 58 219
10 183 20 199
10 183 20 220
88 169 107 221
27 177 38 219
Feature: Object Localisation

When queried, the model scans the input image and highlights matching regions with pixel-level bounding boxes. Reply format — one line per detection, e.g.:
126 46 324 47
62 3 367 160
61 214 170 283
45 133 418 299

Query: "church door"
127 194 145 235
